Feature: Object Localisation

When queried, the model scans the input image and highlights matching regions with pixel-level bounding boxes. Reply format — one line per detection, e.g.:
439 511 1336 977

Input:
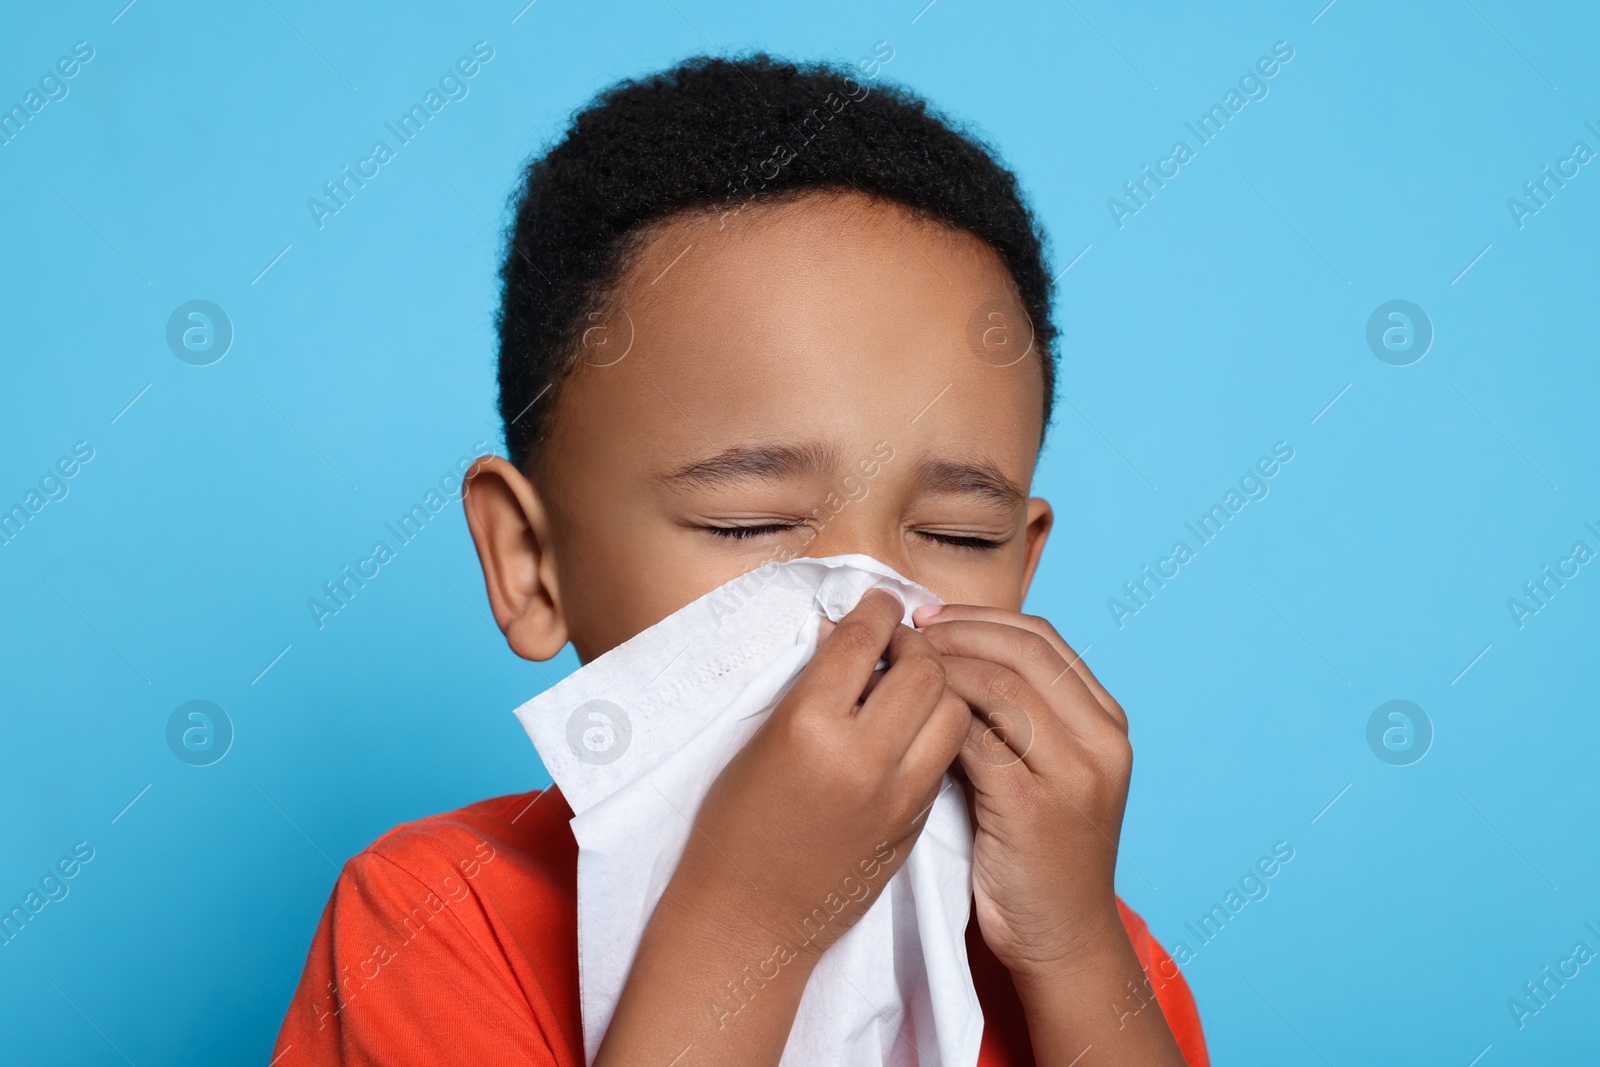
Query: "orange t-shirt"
272 789 1208 1066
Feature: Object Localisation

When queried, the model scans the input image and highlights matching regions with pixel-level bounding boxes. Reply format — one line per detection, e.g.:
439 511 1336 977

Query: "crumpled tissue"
513 554 981 1066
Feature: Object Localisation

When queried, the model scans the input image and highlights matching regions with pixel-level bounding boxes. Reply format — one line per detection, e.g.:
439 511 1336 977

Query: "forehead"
543 190 1046 476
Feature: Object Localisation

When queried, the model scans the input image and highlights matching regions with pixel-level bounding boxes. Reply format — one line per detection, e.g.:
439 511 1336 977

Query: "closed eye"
698 524 1005 549
702 522 802 540
917 531 1004 551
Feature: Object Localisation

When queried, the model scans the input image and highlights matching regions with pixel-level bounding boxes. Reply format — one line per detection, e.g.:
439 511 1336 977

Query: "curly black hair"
494 49 1058 469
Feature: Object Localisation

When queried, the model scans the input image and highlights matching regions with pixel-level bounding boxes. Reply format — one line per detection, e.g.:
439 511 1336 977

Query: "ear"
1017 497 1053 604
462 455 569 661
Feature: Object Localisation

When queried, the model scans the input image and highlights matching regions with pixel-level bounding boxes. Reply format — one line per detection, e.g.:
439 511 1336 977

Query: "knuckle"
947 712 979 757
773 706 825 752
1092 732 1133 777
899 650 946 690
831 617 884 657
939 686 973 719
1017 630 1056 665
984 665 1025 706
1108 729 1132 762
1025 613 1064 641
993 713 1035 762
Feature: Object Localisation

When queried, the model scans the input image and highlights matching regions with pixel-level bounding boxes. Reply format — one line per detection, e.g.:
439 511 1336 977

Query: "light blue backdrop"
2 1 1596 1063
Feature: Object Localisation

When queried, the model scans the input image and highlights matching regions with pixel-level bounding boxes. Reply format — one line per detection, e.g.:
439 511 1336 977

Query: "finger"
789 588 904 716
915 604 1116 713
858 623 951 756
817 618 887 704
899 683 973 786
919 618 1125 742
914 605 1126 732
954 709 1029 804
858 662 889 704
940 654 1072 774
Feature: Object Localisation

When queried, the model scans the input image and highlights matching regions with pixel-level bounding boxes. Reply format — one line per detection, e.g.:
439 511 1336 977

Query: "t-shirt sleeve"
1119 903 1210 1067
271 847 564 1067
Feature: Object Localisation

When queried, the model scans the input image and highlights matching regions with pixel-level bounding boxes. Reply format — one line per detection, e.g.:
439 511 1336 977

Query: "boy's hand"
595 588 971 1067
912 604 1186 1065
910 603 1129 978
667 587 972 957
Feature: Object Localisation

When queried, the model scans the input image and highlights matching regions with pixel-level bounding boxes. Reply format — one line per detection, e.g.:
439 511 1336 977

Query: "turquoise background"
2 1 1597 1063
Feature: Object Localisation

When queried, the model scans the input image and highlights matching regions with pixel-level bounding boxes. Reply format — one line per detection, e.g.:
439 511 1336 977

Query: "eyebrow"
913 457 1027 510
656 442 839 488
659 442 1025 510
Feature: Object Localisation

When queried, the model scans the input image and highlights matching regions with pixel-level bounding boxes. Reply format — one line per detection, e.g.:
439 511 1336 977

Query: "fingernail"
912 604 944 624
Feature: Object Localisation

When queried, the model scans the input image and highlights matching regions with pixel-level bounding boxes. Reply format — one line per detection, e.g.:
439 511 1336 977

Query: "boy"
274 52 1208 1066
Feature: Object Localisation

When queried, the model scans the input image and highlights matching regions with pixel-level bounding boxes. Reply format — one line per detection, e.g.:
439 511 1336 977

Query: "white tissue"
513 554 982 1067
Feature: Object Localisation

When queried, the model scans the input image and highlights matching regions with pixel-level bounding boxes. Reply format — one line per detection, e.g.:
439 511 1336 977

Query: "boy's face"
467 190 1053 663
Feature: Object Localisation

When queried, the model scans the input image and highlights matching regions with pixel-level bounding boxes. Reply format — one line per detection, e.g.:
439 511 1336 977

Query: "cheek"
558 520 773 661
902 542 1032 612
561 547 704 660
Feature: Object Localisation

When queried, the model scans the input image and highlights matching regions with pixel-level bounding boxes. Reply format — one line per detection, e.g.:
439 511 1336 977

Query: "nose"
800 520 922 595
